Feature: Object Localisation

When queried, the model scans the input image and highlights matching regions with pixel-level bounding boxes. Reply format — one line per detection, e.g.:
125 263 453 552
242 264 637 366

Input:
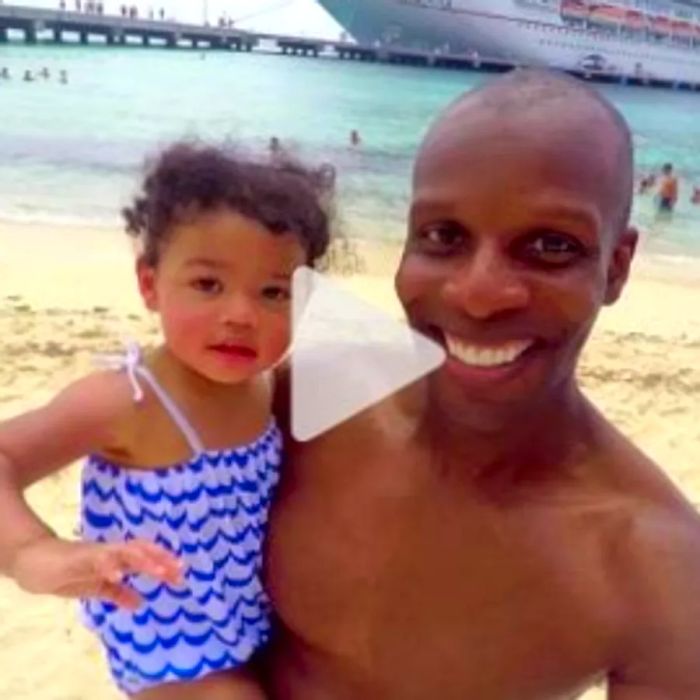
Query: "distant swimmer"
657 162 678 215
638 172 656 195
269 136 284 163
0 67 10 80
350 129 361 148
59 69 68 84
317 163 337 192
40 67 50 80
692 186 700 205
23 70 34 82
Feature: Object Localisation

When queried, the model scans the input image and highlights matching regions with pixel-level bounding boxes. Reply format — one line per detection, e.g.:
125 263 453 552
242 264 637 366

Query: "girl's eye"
261 285 291 302
191 277 223 294
515 232 587 267
415 222 466 254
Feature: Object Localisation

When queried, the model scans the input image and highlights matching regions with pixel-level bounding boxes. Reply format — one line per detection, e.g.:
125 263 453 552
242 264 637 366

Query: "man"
657 162 678 215
265 70 700 698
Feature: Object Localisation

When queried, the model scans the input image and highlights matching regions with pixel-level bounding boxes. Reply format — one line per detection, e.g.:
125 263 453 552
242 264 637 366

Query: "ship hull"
318 0 700 83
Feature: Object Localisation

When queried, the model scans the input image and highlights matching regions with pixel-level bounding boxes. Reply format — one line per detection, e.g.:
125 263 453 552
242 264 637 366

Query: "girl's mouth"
209 343 258 361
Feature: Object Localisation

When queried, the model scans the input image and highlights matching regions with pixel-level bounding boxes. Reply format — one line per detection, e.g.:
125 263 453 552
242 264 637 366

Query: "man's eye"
516 232 586 267
415 222 465 253
191 277 223 294
262 285 291 302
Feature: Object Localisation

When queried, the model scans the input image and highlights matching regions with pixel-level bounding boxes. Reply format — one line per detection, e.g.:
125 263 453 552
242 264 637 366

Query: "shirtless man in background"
265 70 700 699
657 162 679 215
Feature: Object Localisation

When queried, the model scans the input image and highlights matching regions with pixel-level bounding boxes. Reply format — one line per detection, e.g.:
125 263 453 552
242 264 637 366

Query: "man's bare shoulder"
592 420 700 694
608 500 700 696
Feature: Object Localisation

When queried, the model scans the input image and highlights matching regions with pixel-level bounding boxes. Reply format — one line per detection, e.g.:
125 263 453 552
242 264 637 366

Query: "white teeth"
445 335 534 368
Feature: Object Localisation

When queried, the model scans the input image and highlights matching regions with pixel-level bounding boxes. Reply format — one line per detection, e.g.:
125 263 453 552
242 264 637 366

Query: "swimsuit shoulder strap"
95 342 205 457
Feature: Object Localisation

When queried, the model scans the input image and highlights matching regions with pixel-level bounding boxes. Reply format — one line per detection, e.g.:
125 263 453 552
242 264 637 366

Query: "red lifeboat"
561 0 589 21
650 15 672 35
624 9 647 31
588 4 626 28
671 19 695 38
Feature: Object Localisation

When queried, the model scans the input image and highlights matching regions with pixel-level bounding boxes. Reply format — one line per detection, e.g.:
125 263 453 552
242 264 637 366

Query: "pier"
1 4 699 92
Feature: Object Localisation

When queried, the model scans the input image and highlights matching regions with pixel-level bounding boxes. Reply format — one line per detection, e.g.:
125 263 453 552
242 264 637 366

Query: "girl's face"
137 208 307 385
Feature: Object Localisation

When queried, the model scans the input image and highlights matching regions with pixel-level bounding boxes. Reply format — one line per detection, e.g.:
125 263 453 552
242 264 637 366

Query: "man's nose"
221 293 258 328
441 245 531 320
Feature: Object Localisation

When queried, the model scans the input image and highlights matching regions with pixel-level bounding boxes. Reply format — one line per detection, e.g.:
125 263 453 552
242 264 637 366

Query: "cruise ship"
317 0 700 83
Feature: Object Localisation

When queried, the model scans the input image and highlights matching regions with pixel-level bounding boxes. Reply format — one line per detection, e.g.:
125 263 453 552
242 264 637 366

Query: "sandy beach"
1 221 699 699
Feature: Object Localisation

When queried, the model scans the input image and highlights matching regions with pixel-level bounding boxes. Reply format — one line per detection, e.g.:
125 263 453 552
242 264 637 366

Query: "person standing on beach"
0 143 334 699
657 162 679 215
264 70 700 699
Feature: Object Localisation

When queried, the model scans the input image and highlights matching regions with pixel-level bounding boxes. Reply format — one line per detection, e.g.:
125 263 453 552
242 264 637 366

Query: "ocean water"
0 43 699 258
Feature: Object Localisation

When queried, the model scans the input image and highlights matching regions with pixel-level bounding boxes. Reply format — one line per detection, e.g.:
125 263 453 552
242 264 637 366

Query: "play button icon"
290 267 447 441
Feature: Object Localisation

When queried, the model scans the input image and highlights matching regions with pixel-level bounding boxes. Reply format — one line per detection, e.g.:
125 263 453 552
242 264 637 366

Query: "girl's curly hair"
123 141 334 266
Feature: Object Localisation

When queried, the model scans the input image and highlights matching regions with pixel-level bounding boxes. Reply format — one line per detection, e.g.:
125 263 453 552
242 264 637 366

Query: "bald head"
417 69 635 233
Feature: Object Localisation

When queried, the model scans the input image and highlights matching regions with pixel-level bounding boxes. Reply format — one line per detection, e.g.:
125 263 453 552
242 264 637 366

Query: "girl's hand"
9 537 184 610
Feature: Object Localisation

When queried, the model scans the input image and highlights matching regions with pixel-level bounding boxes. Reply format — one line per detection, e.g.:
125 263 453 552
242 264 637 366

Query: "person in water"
637 172 656 195
264 69 700 699
268 136 289 165
657 162 679 214
0 142 333 699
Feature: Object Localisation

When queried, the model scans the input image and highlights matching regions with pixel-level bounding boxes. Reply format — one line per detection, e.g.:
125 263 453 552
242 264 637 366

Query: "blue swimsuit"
79 346 282 694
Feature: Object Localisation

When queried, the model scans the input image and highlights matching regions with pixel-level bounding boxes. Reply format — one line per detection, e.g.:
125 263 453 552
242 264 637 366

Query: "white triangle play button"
290 267 446 441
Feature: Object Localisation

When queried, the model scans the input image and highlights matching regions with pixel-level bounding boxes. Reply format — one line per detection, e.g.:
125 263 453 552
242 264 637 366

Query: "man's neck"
416 381 598 491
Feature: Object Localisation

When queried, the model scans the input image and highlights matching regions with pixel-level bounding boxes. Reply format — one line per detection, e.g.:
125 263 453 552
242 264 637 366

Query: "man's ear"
605 227 639 306
136 257 159 312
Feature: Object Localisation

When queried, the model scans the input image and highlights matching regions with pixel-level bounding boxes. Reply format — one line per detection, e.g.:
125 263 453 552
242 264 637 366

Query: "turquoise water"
0 43 699 256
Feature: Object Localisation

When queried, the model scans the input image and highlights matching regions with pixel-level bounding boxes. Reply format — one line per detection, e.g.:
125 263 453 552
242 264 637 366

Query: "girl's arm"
0 371 182 608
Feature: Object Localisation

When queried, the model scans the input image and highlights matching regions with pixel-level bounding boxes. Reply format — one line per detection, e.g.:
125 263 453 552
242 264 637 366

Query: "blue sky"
11 0 343 37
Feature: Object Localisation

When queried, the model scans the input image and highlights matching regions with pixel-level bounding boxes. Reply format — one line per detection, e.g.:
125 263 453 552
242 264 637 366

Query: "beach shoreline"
1 219 699 698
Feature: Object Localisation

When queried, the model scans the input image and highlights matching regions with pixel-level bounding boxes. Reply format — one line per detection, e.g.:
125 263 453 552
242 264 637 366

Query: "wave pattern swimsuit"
80 346 282 694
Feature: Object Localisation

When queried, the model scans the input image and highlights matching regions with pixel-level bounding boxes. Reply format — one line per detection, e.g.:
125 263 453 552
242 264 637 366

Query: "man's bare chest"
265 457 620 699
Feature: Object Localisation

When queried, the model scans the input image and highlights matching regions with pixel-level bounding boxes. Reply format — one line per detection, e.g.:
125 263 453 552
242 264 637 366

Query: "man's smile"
424 329 549 389
444 335 535 368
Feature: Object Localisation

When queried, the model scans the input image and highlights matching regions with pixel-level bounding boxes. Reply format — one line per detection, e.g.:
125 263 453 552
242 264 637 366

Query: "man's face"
395 104 637 425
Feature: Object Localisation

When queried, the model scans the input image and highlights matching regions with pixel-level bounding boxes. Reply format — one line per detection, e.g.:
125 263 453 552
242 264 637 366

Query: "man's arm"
609 685 695 699
608 513 700 700
272 361 291 439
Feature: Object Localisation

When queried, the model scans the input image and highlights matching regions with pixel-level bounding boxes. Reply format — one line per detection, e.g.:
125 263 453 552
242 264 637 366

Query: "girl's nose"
221 293 258 328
